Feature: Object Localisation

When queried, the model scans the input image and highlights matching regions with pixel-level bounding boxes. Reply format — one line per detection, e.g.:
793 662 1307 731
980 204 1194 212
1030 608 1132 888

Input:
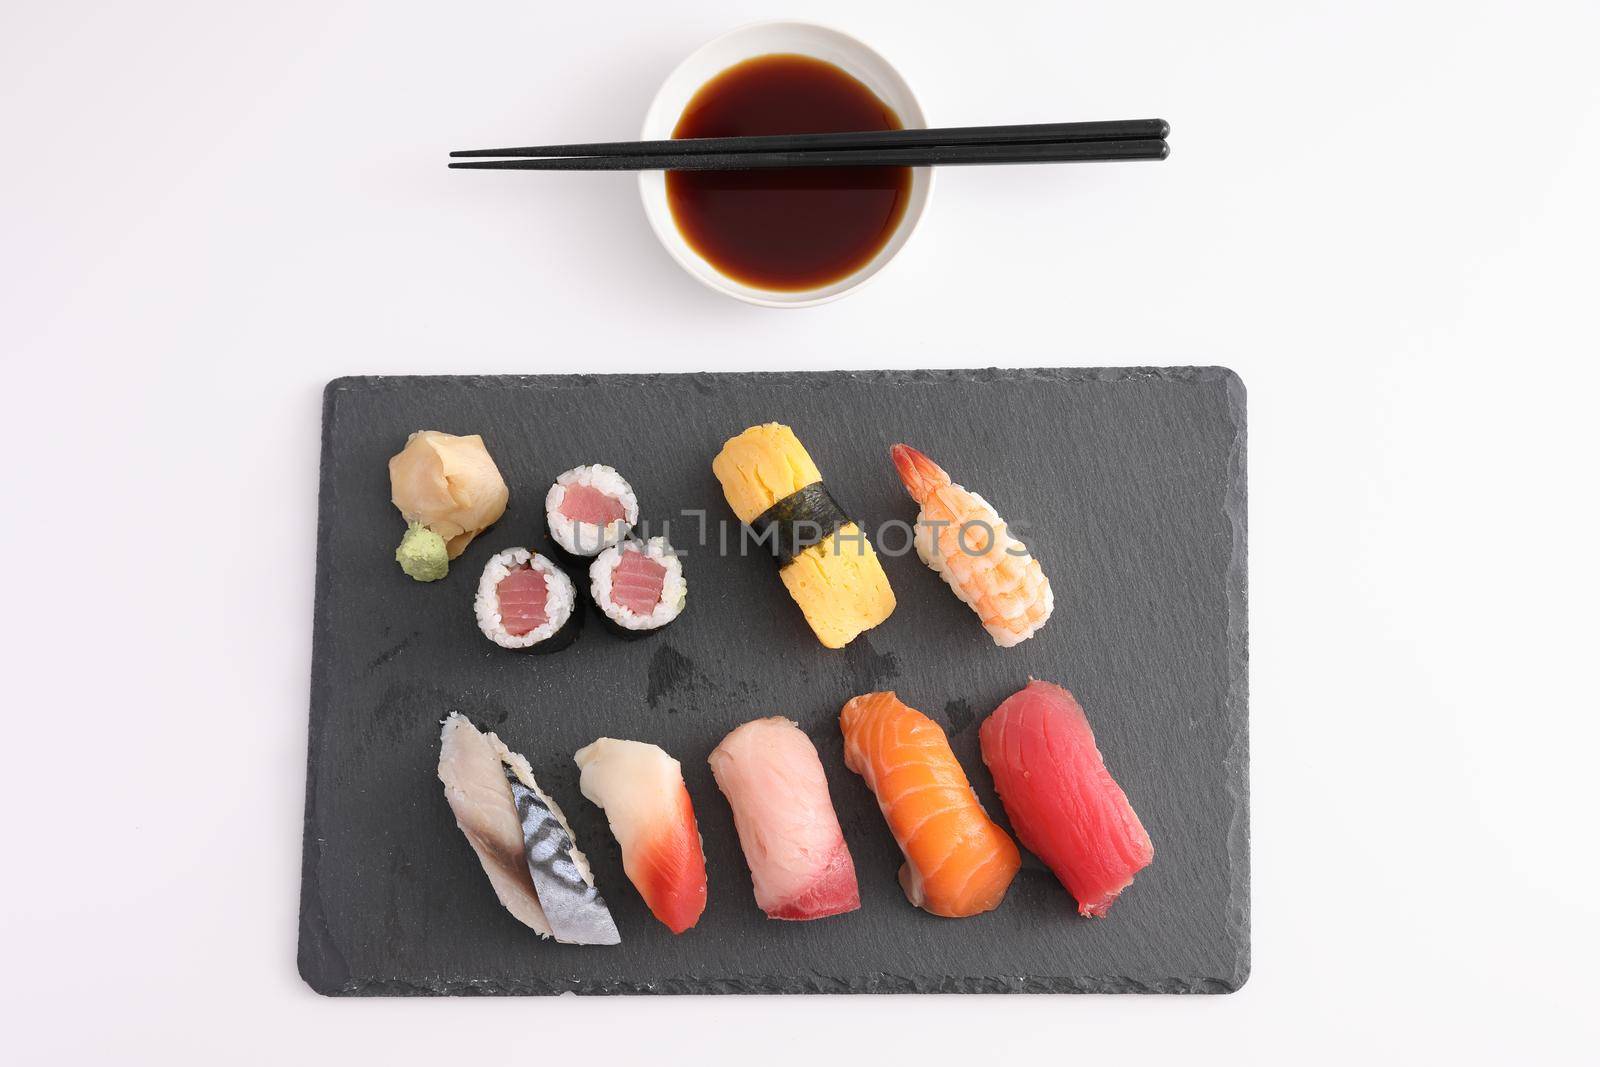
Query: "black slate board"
298 368 1248 995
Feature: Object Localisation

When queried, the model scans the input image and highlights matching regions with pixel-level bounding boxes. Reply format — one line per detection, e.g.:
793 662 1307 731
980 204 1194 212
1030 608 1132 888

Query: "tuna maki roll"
589 536 686 638
545 464 638 557
475 548 581 652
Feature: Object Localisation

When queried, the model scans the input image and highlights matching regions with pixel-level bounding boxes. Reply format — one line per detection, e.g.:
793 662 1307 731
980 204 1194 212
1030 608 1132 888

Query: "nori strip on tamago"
747 481 852 567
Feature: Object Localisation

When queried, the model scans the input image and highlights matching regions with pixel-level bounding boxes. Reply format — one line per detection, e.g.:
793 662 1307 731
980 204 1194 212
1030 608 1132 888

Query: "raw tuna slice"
609 551 666 615
709 717 860 921
559 484 628 526
978 680 1154 918
495 566 549 636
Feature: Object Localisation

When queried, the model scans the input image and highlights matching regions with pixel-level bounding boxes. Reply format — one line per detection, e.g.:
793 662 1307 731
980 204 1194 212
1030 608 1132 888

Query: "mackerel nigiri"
839 691 1020 918
890 444 1052 647
709 717 860 921
436 714 618 944
574 739 708 934
979 680 1153 917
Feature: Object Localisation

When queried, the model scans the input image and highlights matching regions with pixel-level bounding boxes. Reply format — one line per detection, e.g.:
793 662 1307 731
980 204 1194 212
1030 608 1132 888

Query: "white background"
3 1 1597 1063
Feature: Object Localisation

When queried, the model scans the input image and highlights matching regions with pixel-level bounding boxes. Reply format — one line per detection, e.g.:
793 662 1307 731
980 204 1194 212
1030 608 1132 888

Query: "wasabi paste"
396 521 449 582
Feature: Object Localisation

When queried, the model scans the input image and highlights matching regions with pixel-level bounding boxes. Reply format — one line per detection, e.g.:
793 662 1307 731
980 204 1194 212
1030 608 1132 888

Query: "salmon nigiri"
839 691 1020 917
979 680 1153 917
574 739 708 933
890 444 1052 647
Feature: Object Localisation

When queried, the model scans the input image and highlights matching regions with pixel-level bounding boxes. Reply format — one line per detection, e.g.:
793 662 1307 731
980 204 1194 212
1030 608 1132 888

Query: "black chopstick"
450 119 1168 160
448 138 1168 172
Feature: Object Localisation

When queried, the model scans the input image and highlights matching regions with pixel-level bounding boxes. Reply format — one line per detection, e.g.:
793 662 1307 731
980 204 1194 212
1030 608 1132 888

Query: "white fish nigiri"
708 717 860 920
574 739 708 934
437 714 617 944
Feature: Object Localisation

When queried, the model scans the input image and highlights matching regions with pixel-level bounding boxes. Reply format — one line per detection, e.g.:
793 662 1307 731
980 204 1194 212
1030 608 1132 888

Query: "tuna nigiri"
890 444 1052 647
574 739 708 934
709 717 860 921
979 680 1153 917
839 691 1020 918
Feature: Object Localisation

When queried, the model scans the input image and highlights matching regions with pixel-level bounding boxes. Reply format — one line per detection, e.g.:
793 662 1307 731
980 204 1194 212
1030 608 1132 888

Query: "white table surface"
4 1 1597 1063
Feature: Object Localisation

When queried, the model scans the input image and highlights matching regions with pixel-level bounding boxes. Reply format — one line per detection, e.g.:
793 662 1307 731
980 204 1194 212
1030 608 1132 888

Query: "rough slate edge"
296 366 1250 996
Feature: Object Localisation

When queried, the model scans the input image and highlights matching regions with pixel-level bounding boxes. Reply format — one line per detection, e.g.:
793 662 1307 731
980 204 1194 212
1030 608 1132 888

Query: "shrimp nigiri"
890 444 1053 647
839 691 1020 917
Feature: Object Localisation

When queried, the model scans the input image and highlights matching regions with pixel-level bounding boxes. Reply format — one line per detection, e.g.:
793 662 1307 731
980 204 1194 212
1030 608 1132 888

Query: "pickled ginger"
389 430 508 558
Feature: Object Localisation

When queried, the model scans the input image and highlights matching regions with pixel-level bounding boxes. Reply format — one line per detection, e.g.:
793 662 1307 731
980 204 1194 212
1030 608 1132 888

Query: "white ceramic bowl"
639 21 932 308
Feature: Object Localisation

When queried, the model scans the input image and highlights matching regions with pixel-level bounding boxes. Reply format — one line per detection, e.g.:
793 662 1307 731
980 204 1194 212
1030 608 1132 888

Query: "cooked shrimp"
890 444 1053 647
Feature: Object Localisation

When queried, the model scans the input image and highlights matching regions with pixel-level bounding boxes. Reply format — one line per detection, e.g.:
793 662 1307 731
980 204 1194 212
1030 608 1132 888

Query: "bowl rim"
637 19 933 309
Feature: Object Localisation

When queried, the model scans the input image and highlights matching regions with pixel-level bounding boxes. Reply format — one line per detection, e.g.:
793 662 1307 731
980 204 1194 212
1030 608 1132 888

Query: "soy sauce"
667 54 912 292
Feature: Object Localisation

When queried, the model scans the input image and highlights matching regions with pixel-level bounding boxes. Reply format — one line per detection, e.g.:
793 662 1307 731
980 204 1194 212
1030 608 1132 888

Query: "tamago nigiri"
839 691 1020 917
714 423 895 649
574 739 708 934
890 444 1052 647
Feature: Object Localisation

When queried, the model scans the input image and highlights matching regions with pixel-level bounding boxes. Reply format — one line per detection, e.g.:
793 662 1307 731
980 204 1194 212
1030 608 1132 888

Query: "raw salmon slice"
709 717 860 921
559 484 628 526
610 550 666 615
839 691 1020 918
575 738 708 934
979 680 1153 917
495 566 548 636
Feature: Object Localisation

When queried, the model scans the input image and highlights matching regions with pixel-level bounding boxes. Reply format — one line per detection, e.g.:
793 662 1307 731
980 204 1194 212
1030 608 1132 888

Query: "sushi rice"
545 464 639 557
589 536 686 632
475 548 576 650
